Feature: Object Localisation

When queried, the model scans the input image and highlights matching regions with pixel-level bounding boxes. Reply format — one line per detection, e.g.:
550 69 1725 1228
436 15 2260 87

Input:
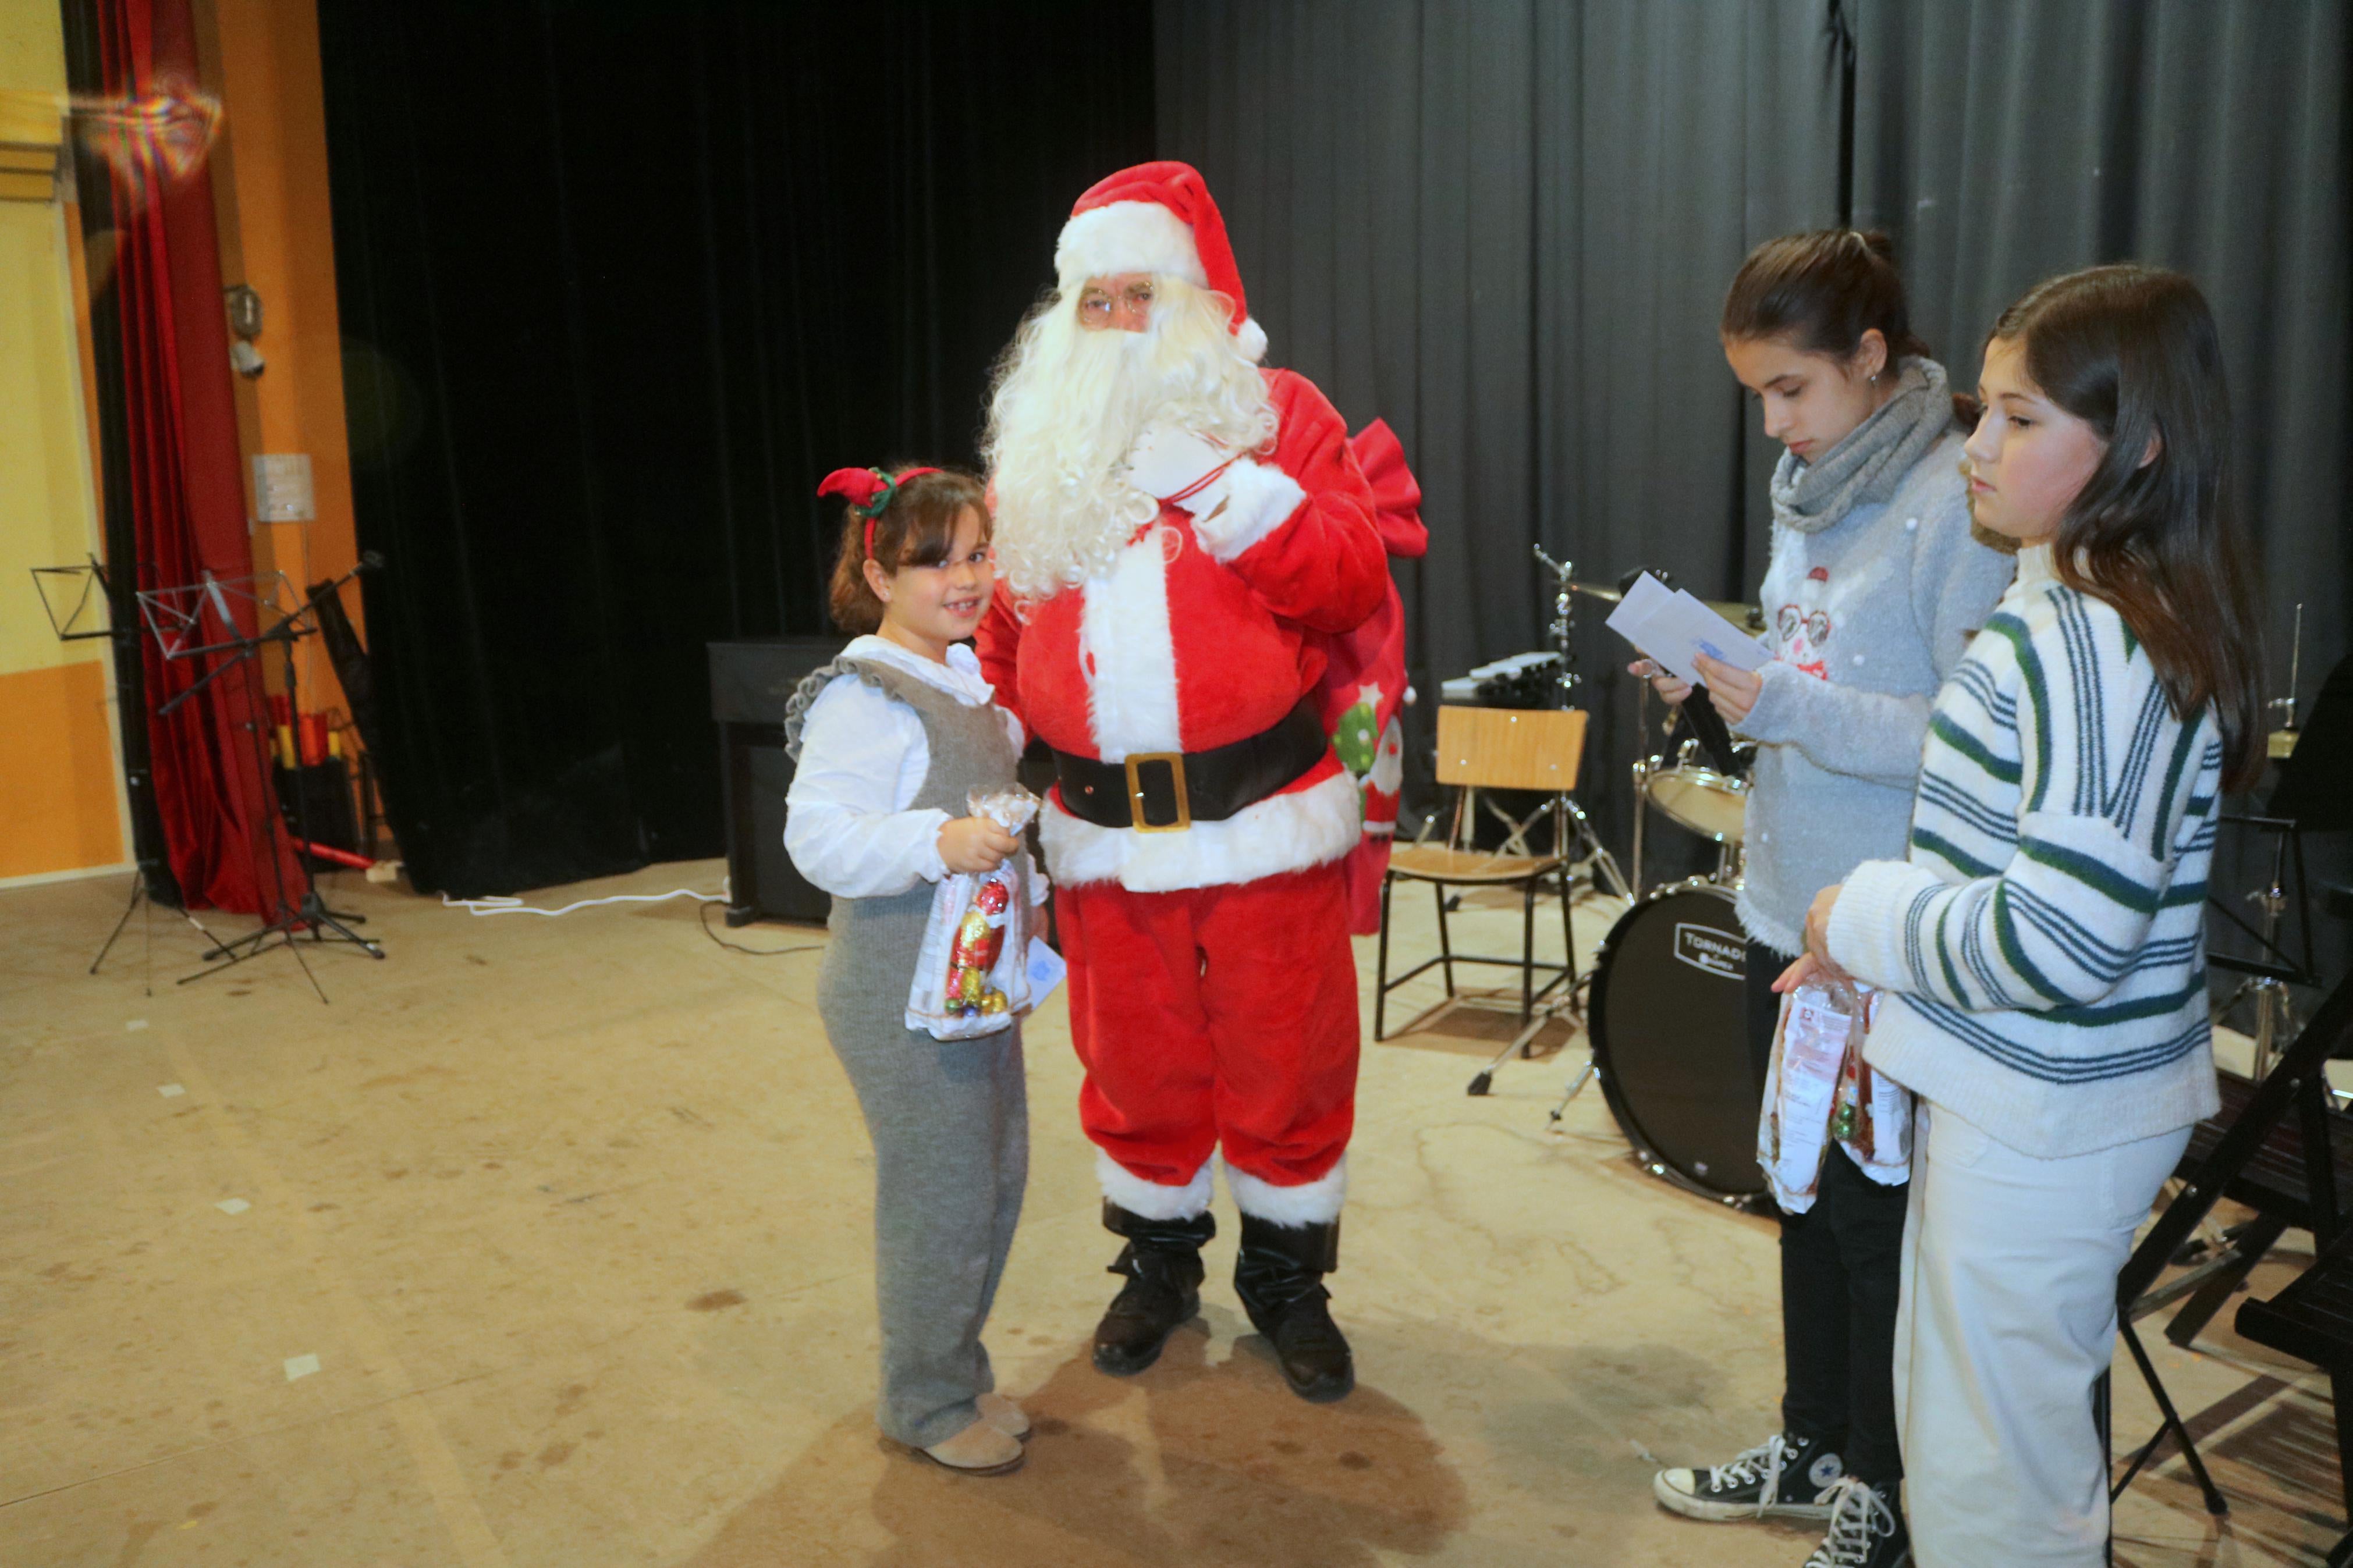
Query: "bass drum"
1588 880 1763 1199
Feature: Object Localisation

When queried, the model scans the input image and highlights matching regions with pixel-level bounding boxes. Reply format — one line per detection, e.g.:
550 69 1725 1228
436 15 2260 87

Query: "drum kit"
1458 553 1770 1206
1448 573 2344 1213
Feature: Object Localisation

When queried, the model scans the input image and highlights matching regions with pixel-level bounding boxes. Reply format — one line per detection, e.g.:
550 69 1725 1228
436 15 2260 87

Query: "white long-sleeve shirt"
783 636 1025 899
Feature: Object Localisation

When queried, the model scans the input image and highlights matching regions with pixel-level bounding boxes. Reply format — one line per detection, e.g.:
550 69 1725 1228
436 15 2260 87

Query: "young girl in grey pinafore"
783 465 1034 1476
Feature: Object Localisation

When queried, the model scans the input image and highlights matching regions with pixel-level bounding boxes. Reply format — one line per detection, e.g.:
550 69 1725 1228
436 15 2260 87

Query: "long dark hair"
824 467 990 634
1989 265 2265 790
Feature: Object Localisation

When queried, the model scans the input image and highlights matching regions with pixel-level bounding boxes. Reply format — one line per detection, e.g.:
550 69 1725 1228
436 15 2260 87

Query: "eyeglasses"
1077 282 1155 322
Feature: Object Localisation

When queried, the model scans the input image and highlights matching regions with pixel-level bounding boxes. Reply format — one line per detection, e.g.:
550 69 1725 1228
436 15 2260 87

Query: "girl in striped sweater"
1785 265 2265 1565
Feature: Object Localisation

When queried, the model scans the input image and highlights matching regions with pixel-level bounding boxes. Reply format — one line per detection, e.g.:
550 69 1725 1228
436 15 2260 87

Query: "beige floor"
0 859 2338 1567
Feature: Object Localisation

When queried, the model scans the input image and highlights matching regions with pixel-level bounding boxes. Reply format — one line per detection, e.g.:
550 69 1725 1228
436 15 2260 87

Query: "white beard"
985 279 1276 598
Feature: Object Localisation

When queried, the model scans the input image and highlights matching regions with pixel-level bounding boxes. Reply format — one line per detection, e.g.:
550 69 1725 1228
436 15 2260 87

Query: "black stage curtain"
316 1 1154 897
1158 0 2350 880
1155 0 1843 855
1851 0 2351 751
1850 0 2353 985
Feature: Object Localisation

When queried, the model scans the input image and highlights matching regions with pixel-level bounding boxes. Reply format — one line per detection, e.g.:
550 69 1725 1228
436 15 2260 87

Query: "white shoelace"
1808 1477 1898 1567
1706 1433 1792 1510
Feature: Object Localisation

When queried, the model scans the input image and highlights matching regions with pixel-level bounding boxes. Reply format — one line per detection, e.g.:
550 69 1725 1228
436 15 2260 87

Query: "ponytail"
1722 229 1932 365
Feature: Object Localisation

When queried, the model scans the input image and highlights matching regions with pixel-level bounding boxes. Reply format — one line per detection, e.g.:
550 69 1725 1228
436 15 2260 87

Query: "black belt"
1055 701 1329 832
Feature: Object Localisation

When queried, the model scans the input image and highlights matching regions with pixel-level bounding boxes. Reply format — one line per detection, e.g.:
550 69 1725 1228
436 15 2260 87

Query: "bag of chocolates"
1757 975 1910 1210
904 787 1046 1040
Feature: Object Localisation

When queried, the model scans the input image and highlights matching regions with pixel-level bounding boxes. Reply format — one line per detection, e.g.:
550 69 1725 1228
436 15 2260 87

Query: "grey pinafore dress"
783 655 1028 1449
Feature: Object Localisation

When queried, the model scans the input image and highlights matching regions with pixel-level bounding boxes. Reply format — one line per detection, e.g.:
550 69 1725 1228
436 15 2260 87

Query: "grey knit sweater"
1733 418 2015 955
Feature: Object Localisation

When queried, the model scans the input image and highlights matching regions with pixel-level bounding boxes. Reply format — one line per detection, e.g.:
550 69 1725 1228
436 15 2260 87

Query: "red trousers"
1057 866 1360 1200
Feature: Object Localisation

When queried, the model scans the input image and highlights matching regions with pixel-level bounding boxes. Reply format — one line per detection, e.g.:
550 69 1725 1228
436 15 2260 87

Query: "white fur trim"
1190 458 1307 563
1078 531 1183 761
1056 202 1207 287
1226 1155 1347 1225
1098 1149 1213 1219
1234 316 1268 363
1042 766 1361 892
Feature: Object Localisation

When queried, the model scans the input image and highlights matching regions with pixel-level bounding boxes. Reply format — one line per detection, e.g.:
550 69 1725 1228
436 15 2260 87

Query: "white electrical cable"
441 886 726 918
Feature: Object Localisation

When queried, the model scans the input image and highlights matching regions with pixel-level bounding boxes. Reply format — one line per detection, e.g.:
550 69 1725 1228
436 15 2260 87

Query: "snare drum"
1644 754 1748 845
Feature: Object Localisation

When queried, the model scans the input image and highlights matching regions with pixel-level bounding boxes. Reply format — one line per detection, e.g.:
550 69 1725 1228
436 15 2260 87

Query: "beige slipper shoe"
918 1417 1025 1475
977 1391 1031 1440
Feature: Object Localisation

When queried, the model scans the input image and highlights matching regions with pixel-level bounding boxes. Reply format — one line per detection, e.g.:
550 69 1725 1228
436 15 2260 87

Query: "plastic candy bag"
1830 995 1910 1185
1758 975 1912 1211
1759 976 1861 1213
904 787 1045 1041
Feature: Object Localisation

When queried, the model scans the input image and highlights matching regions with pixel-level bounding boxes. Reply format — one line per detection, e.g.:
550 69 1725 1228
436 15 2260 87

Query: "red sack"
1313 419 1427 934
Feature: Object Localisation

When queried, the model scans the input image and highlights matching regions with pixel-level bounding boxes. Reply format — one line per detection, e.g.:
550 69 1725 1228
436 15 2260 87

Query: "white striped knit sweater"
1826 542 2224 1157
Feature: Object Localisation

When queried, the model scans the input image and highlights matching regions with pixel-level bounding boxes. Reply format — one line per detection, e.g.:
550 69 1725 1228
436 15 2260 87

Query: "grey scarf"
1769 356 1955 535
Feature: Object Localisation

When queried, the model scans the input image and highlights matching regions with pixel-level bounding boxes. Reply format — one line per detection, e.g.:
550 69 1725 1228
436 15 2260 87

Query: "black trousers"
1745 938 1907 1489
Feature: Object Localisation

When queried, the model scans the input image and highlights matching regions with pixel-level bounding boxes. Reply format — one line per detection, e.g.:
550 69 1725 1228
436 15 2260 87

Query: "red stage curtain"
97 0 303 916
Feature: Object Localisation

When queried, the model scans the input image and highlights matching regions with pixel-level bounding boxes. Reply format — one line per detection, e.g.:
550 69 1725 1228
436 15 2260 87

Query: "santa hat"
1055 161 1268 363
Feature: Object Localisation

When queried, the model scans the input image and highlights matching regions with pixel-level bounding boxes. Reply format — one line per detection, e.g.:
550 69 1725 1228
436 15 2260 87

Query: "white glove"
1125 424 1231 502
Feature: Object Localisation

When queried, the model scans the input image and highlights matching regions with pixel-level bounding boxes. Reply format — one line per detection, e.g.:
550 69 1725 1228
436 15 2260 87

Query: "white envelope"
1604 572 1770 687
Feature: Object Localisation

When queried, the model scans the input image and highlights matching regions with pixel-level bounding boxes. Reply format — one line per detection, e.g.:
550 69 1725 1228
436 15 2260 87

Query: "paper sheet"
1604 573 1770 687
1025 938 1067 1007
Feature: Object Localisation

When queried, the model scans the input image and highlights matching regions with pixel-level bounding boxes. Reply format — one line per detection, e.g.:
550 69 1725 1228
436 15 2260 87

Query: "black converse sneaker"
1801 1477 1909 1568
1652 1429 1847 1522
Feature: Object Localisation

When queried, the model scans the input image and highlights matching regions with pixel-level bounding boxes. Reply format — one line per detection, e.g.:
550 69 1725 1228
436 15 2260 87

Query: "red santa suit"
977 199 1386 1232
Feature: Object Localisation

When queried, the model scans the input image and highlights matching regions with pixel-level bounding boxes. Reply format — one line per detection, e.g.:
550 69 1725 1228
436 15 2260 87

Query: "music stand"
2106 971 2353 1520
2209 650 2353 1078
30 557 229 993
136 566 384 1000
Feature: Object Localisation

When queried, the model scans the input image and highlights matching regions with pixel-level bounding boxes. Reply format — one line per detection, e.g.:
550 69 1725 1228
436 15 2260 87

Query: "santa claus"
977 162 1389 1402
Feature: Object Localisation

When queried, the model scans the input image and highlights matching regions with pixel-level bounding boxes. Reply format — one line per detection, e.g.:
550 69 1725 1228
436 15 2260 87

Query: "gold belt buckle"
1123 752 1191 833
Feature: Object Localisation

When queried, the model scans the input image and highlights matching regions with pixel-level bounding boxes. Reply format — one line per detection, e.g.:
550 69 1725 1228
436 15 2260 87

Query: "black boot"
1234 1214 1353 1403
1092 1203 1213 1377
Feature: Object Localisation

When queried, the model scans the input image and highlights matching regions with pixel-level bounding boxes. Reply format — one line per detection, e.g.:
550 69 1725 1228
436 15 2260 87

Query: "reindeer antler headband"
817 466 944 560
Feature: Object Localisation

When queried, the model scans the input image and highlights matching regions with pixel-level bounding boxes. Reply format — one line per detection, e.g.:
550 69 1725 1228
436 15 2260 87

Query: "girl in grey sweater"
1643 233 2012 1568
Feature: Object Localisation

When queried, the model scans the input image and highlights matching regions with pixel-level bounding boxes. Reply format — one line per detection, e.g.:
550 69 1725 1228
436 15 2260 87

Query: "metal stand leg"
1547 1055 1598 1126
2111 1320 2229 1516
89 868 145 977
1434 881 1456 997
1375 872 1395 1041
1519 878 1536 1025
90 863 225 998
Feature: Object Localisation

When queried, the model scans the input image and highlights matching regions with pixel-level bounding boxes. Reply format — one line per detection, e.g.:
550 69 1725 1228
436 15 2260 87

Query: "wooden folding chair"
1374 706 1587 1069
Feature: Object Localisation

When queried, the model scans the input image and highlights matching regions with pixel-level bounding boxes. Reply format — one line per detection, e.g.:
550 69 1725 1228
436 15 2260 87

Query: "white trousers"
1896 1100 2191 1567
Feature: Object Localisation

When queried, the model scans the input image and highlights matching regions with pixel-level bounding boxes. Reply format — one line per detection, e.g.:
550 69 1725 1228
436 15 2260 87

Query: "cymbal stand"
1532 545 1630 904
1469 546 1627 1104
2212 604 2312 1082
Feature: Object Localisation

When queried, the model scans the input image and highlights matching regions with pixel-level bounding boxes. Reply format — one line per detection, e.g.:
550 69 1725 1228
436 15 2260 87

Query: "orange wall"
194 0 361 712
0 662 123 880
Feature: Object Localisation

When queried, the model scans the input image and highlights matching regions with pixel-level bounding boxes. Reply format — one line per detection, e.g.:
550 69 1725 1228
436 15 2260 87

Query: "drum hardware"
2269 609 2302 764
1531 545 1632 905
1628 702 1748 899
1631 740 1747 894
2212 610 2345 1085
1456 548 1629 1098
1546 878 1765 1201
